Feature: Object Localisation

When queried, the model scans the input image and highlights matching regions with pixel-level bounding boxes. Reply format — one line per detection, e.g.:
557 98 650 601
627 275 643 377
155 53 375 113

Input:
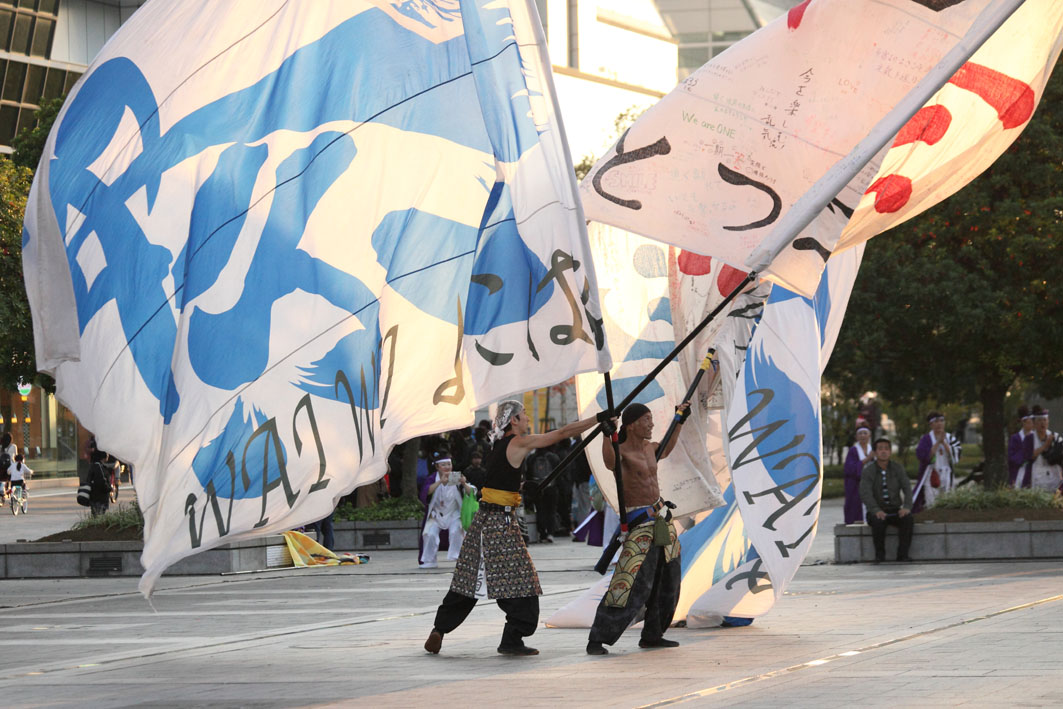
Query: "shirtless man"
586 401 688 655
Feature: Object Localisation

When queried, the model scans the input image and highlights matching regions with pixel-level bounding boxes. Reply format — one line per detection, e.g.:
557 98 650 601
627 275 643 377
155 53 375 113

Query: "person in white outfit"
1024 406 1062 493
9 453 32 500
419 456 470 568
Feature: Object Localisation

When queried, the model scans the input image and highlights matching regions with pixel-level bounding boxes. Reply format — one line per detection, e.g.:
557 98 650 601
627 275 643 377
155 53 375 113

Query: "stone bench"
834 520 1063 562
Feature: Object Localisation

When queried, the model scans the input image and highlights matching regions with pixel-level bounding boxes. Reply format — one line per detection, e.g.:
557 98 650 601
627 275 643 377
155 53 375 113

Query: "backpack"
1044 437 1063 467
0 450 10 473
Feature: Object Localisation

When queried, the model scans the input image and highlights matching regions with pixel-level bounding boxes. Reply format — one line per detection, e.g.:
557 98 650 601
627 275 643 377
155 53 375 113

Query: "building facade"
0 0 145 151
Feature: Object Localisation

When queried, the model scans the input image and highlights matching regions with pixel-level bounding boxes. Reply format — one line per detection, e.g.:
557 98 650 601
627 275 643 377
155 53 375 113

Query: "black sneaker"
424 629 443 654
639 637 680 649
586 642 608 655
497 644 539 656
897 555 913 562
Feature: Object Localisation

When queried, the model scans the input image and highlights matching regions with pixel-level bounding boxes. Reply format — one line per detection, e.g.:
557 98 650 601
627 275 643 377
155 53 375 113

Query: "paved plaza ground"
1 495 1061 707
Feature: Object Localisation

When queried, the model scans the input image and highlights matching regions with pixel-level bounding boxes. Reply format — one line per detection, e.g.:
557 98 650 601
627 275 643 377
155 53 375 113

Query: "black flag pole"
654 347 717 462
592 348 717 575
604 372 629 534
539 270 757 492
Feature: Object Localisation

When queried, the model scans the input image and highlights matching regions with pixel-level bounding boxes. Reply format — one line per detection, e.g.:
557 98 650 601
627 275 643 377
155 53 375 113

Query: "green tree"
826 57 1063 487
0 158 37 390
11 96 64 170
0 98 65 391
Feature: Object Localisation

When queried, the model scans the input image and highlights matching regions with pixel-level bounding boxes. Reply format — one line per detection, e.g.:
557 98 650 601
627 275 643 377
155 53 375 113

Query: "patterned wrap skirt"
603 517 680 608
449 505 542 600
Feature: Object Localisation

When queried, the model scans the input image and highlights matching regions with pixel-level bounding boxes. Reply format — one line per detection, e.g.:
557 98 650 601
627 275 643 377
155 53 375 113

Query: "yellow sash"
481 487 521 506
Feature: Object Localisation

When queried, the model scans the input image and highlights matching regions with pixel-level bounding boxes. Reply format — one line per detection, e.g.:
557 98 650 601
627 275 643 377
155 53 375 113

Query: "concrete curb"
0 534 293 578
834 520 1063 562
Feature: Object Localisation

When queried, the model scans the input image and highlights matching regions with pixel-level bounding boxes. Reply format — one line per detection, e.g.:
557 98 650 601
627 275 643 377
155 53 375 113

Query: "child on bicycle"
9 453 31 498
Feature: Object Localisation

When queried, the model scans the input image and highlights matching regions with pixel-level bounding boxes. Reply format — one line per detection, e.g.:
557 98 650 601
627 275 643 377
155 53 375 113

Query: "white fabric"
22 0 609 594
575 223 725 519
686 245 864 627
580 0 1026 297
838 0 1063 252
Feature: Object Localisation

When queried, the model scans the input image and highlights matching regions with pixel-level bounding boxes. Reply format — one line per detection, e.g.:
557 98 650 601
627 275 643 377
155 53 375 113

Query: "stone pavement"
1 499 1061 708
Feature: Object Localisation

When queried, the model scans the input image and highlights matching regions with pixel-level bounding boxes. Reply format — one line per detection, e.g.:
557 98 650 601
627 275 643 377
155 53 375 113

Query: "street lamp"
16 379 30 455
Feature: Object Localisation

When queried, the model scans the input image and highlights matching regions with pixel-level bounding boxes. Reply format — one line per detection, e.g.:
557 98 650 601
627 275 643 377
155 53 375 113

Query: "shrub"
334 496 424 522
73 500 145 532
930 486 1063 511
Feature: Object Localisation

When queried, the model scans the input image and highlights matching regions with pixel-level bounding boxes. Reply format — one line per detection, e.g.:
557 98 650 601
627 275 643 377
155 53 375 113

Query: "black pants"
534 484 558 539
433 590 539 647
867 512 914 560
589 546 681 646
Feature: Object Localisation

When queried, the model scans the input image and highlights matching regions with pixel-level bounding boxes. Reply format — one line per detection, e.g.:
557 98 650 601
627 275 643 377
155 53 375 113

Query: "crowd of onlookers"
398 421 595 567
842 405 1062 562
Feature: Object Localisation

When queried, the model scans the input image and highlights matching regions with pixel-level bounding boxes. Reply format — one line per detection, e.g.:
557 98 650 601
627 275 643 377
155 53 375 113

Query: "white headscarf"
489 400 524 444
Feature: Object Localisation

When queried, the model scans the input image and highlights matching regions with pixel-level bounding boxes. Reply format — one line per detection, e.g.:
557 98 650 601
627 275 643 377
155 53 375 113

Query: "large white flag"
580 0 1024 297
21 0 609 592
574 223 728 518
838 0 1063 248
685 245 863 626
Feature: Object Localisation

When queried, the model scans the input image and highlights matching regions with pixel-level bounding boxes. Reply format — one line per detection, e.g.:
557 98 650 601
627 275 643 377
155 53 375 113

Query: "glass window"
15 105 35 135
23 62 43 103
0 104 17 145
37 0 57 14
2 59 25 101
63 70 79 94
42 66 61 99
30 15 50 56
679 46 709 71
10 12 30 54
17 0 34 8
0 9 13 51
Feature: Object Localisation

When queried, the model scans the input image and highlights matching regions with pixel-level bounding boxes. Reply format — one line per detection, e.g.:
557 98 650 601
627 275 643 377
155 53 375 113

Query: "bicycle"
9 483 26 515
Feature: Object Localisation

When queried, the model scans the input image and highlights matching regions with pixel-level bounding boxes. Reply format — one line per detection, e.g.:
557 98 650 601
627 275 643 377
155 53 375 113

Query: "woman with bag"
913 412 961 512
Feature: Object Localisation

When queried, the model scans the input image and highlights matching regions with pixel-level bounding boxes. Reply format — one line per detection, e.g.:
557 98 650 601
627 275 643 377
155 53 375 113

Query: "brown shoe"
424 629 443 654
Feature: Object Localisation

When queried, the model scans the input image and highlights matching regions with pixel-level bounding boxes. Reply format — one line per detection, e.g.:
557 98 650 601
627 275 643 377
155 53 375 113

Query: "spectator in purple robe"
843 423 874 524
913 411 961 513
1008 405 1034 488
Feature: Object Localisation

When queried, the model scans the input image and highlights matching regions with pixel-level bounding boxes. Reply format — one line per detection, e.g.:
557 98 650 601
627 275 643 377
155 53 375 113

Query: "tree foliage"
0 98 65 391
0 158 37 390
11 96 63 170
826 57 1063 486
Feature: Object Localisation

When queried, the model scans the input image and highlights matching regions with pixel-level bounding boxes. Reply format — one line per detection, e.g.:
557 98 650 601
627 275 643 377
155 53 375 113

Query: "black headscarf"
618 403 651 444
